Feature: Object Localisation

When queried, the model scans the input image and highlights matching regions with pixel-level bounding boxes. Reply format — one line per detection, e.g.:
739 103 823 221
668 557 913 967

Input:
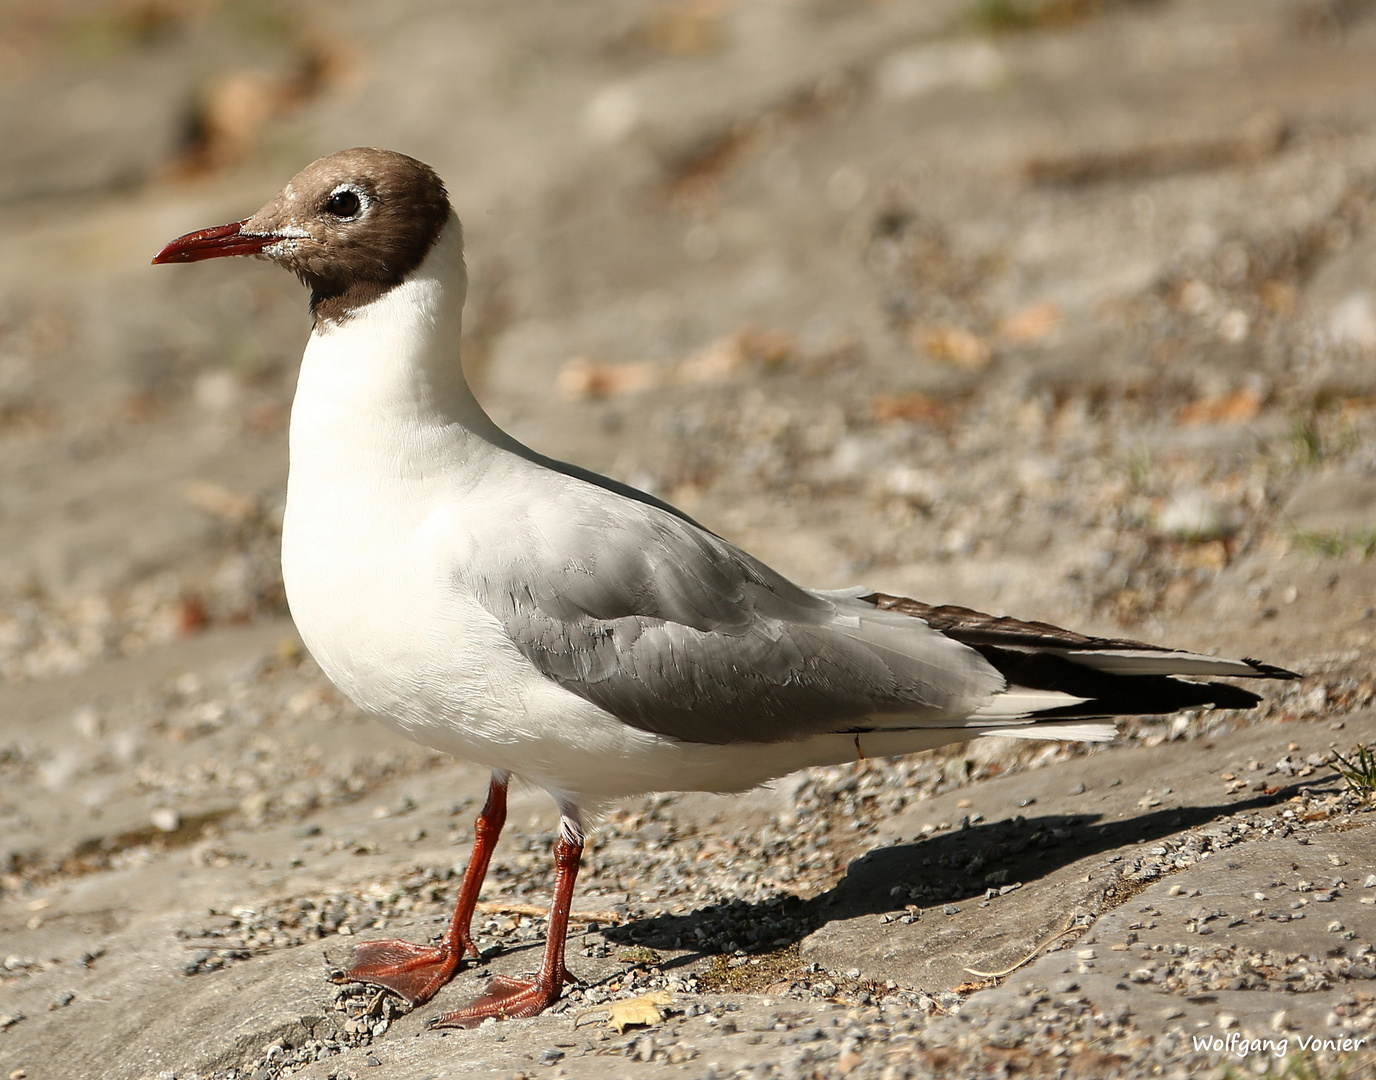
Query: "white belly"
282 476 524 749
280 477 910 800
280 474 687 795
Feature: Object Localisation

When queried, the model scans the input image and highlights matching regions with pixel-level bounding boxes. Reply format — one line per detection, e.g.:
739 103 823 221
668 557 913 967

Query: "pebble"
150 808 181 833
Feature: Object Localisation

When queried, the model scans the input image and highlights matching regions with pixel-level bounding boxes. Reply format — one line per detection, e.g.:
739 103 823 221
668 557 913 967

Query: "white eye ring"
324 184 371 219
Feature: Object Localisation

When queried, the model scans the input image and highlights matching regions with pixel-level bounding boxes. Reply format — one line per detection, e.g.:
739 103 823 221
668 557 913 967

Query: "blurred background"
3 3 1376 1072
3 0 1376 687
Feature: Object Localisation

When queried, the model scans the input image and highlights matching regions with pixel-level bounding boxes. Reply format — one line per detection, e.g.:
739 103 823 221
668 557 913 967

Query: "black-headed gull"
154 148 1296 1026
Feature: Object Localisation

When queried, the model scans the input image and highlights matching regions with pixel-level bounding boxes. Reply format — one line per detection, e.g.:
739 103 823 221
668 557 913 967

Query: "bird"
153 147 1298 1027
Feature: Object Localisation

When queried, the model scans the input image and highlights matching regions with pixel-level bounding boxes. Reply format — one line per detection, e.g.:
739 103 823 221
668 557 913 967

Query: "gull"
153 148 1297 1026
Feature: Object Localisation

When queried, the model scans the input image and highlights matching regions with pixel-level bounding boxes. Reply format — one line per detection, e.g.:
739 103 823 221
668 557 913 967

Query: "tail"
860 592 1299 742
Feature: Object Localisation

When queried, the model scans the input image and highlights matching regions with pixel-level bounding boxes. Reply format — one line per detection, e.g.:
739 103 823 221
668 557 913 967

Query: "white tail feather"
1049 648 1264 678
968 687 1089 720
976 720 1116 742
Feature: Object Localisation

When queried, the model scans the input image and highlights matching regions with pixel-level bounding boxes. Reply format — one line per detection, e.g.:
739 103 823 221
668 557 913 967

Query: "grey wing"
468 483 1002 745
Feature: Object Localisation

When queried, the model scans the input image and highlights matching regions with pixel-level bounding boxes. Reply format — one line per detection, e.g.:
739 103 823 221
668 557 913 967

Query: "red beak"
151 220 279 264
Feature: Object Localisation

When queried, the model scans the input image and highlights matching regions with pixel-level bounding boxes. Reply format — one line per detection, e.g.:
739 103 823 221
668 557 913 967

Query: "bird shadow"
594 779 1326 969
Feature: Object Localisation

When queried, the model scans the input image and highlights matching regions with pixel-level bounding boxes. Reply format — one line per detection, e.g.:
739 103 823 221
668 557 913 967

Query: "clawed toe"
335 938 466 1006
427 975 561 1028
325 777 579 1030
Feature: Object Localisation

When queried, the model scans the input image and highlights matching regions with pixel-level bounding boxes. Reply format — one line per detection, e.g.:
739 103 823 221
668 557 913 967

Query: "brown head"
153 148 454 326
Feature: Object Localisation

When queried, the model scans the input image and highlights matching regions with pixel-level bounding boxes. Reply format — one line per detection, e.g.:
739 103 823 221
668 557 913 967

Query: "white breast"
280 222 509 744
277 223 678 792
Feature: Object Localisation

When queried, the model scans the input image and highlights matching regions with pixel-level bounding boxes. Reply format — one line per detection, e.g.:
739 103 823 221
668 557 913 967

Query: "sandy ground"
2 1 1376 1077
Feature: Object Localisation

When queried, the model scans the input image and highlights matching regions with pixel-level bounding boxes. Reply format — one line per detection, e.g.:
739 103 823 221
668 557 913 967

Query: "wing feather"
467 478 1001 745
461 466 1290 748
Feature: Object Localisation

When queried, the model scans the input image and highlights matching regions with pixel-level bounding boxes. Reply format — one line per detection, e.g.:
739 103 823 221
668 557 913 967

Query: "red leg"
333 771 508 1005
429 809 584 1027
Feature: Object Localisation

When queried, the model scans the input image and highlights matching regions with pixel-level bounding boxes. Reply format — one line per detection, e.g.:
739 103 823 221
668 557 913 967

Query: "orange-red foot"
426 975 561 1028
333 937 474 1005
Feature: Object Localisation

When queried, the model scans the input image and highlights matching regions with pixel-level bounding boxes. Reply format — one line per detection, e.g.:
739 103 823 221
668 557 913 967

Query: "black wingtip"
1241 657 1303 680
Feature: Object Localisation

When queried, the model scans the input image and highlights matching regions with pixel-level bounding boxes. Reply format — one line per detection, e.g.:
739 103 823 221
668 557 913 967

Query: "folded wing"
467 474 1296 747
469 483 1003 745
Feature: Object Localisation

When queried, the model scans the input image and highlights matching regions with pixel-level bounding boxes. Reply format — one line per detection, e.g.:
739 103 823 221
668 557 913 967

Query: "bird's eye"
324 190 362 218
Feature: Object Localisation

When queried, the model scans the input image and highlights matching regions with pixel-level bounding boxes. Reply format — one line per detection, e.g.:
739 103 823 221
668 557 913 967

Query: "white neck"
286 213 688 525
288 213 519 484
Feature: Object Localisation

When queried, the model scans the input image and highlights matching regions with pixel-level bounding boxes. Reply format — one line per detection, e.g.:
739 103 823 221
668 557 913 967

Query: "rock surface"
3 1 1376 1078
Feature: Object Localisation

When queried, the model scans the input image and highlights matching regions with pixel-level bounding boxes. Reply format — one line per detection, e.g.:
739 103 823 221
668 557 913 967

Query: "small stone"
1363 874 1376 889
1218 1013 1237 1030
1327 920 1345 933
150 808 181 833
1076 949 1096 960
942 904 959 915
1158 490 1224 540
